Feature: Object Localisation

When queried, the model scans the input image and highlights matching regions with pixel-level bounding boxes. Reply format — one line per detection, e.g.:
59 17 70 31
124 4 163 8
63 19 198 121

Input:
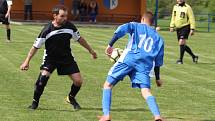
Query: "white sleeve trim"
72 31 81 41
33 38 46 48
7 0 13 6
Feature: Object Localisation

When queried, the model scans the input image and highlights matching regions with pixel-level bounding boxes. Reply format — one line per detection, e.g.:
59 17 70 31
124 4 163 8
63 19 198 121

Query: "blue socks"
102 89 160 117
146 96 160 116
102 89 112 116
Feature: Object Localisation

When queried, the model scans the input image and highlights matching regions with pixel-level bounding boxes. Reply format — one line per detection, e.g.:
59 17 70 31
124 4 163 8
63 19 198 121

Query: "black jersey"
0 0 8 14
33 21 81 64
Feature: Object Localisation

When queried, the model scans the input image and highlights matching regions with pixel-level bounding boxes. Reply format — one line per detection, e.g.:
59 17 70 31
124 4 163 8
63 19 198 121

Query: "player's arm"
109 23 132 47
5 0 12 18
154 40 164 87
170 6 176 32
20 46 38 71
154 66 162 87
20 36 45 71
78 37 97 59
187 6 195 36
106 23 132 55
20 27 47 71
70 23 97 59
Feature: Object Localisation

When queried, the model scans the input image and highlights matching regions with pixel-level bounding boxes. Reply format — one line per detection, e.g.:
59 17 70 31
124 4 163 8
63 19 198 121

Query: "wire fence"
156 12 215 32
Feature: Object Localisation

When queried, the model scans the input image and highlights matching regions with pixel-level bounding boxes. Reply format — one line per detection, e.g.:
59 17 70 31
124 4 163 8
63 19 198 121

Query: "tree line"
147 0 215 18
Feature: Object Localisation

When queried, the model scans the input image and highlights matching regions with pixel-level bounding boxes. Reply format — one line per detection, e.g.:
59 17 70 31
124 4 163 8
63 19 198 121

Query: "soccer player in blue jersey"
98 11 164 121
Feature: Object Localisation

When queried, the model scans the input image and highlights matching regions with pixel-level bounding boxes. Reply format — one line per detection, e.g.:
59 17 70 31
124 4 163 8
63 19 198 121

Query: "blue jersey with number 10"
115 22 164 74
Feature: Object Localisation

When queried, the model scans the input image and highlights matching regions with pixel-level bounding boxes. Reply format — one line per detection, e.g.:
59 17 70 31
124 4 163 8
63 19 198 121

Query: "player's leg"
6 25 10 41
29 61 55 109
176 29 184 64
141 88 162 121
177 25 198 64
184 45 198 63
131 67 162 121
183 26 198 63
177 38 186 64
57 60 82 109
99 62 131 121
29 70 51 109
4 18 11 42
98 80 113 121
67 72 82 109
176 26 194 64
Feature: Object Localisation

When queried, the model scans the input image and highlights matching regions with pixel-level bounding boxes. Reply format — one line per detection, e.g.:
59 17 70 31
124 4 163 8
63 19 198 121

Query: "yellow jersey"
170 3 195 29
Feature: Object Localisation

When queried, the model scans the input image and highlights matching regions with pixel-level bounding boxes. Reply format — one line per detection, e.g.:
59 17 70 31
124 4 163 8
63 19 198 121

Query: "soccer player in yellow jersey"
170 0 198 64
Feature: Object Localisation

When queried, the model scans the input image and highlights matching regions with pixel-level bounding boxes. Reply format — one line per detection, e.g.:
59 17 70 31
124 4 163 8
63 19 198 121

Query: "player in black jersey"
20 5 97 110
0 0 12 42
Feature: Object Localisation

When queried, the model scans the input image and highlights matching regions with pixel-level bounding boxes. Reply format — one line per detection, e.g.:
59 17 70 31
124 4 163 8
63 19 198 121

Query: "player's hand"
156 79 163 87
105 45 113 57
89 49 97 59
156 26 160 31
169 28 174 32
20 62 29 71
5 13 9 18
189 29 194 36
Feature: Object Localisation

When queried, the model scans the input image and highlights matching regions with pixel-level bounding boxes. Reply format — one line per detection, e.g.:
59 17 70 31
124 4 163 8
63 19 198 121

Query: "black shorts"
176 25 190 40
40 60 80 75
0 14 9 25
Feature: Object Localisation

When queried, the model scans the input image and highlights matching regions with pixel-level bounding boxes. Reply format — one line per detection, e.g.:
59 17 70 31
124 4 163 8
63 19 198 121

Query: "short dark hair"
52 5 68 15
142 11 154 24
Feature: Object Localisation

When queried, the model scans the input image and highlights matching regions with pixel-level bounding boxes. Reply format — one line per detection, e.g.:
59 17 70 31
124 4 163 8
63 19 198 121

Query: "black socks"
69 84 81 98
180 45 185 60
7 29 11 40
33 73 49 102
184 45 195 58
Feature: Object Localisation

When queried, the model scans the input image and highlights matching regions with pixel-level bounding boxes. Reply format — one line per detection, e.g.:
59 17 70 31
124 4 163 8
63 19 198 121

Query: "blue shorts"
107 62 151 89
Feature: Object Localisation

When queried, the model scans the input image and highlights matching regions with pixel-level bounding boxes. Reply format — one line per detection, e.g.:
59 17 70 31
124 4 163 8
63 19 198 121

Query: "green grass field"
0 24 215 121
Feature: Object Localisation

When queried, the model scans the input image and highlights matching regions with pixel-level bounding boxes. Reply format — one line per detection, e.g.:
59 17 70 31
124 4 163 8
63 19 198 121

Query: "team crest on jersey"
103 0 118 10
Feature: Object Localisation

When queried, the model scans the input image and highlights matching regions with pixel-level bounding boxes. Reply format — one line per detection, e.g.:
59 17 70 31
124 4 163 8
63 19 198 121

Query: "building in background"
11 0 146 23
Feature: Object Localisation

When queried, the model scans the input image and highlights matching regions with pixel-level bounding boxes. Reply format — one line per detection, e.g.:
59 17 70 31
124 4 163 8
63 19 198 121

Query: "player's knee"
141 88 152 99
179 39 186 45
6 25 10 29
41 70 51 76
36 75 50 88
103 81 113 89
73 79 83 86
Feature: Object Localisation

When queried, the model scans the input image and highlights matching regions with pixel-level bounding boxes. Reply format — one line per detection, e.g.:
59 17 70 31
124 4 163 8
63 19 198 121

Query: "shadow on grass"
31 108 76 112
111 108 148 112
34 107 148 112
81 107 148 112
164 116 185 120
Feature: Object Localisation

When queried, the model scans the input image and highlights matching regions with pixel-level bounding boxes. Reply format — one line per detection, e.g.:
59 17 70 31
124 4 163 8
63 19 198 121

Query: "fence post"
208 14 211 32
154 0 158 28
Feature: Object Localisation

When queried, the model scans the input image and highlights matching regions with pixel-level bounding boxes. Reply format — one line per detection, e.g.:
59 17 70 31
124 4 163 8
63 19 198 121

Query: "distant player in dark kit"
20 5 97 110
23 0 32 20
170 0 198 64
0 0 12 42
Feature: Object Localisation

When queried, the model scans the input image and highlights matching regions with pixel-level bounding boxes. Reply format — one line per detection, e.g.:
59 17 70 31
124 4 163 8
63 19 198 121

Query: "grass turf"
0 24 214 121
